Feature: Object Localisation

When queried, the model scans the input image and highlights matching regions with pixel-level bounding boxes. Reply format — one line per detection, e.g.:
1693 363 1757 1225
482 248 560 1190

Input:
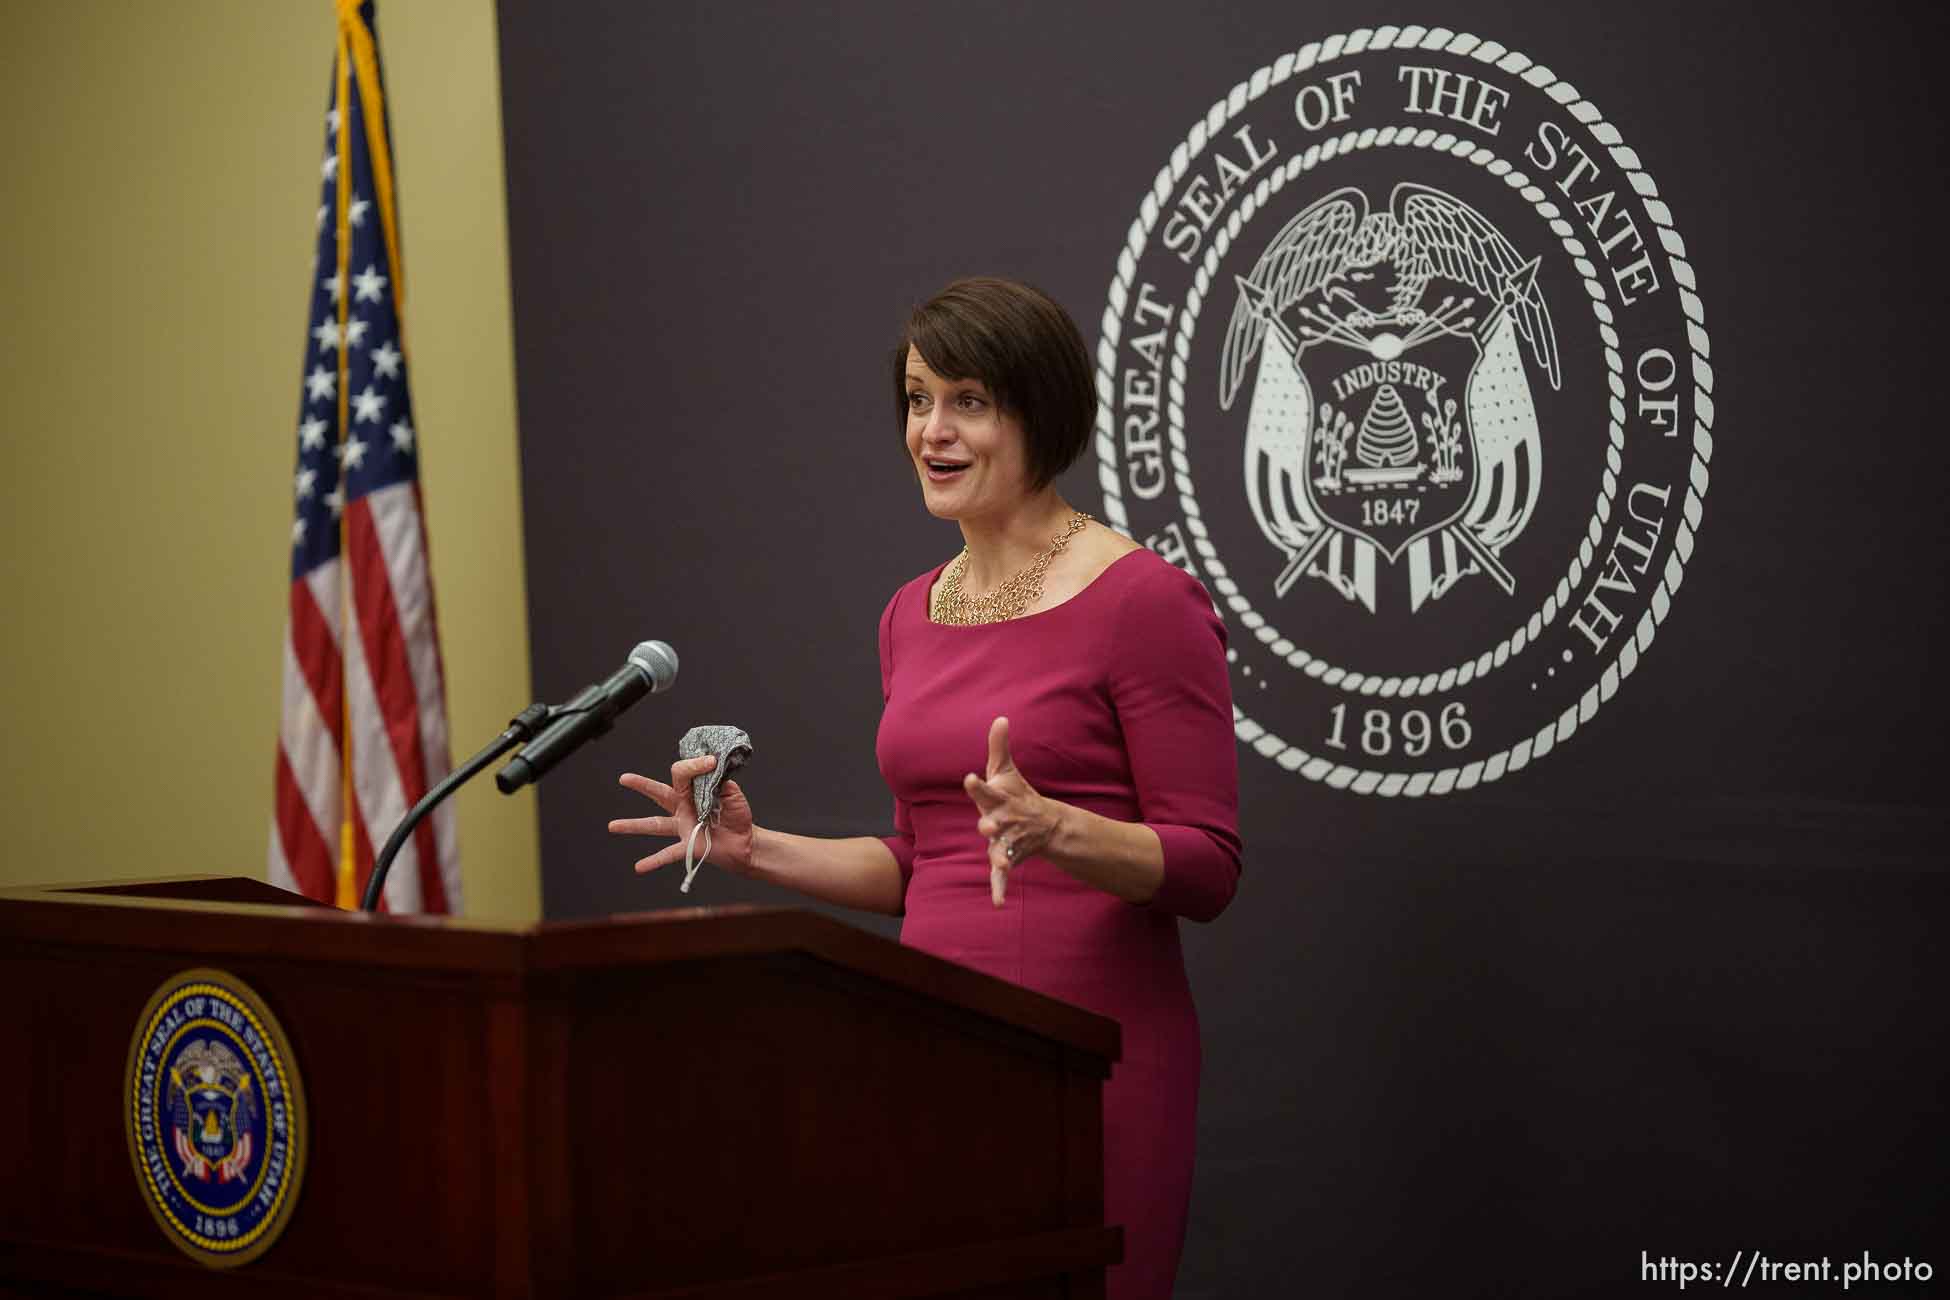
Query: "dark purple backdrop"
493 3 1947 1295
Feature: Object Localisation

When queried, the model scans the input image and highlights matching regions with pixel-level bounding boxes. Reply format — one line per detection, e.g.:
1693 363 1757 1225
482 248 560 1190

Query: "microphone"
495 640 678 793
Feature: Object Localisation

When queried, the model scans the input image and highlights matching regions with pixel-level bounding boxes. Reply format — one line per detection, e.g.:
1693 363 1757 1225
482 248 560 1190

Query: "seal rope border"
134 982 297 1253
1095 24 1714 797
125 970 308 1269
1175 130 1616 696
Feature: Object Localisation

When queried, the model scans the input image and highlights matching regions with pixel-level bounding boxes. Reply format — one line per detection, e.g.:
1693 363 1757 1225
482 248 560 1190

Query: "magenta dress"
875 547 1242 1300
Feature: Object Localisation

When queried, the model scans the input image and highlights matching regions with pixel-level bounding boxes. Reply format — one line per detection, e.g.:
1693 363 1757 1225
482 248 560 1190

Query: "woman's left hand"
964 716 1063 908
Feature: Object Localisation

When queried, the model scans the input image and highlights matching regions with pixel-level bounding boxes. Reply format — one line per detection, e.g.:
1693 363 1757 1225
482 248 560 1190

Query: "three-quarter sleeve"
877 590 916 892
1108 561 1242 921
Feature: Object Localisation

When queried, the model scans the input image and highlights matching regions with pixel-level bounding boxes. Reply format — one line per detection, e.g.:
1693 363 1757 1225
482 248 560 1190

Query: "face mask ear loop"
680 820 713 894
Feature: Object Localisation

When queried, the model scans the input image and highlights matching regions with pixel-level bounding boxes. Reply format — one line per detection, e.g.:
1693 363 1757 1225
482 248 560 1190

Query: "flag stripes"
270 0 458 913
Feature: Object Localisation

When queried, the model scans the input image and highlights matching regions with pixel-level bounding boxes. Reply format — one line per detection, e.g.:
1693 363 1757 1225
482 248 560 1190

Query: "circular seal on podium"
124 968 308 1268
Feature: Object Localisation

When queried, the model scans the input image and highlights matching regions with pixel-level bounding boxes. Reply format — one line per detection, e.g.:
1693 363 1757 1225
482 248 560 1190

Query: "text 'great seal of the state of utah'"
1098 26 1713 795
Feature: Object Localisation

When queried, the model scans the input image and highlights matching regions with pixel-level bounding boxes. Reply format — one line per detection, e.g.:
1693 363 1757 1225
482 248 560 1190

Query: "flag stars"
352 385 387 424
371 340 402 380
297 98 422 561
352 264 388 304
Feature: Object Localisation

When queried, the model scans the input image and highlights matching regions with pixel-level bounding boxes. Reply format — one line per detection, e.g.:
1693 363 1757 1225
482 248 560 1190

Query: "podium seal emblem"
1097 26 1713 795
125 968 307 1267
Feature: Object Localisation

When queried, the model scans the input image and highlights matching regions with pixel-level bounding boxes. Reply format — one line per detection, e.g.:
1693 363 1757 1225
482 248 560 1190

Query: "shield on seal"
188 1083 236 1162
1295 327 1480 564
166 1038 257 1181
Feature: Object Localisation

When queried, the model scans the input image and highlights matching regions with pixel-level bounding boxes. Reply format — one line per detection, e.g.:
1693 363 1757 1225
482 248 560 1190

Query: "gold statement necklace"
931 511 1093 625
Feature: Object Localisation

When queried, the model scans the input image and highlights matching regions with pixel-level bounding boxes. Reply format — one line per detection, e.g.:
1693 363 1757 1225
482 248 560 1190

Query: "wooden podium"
0 877 1120 1298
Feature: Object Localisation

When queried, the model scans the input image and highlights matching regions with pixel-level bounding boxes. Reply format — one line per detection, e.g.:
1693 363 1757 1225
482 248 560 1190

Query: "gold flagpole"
332 21 358 910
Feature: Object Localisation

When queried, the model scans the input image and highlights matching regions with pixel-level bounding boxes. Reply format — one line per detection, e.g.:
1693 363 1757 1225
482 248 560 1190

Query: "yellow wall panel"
0 1 539 922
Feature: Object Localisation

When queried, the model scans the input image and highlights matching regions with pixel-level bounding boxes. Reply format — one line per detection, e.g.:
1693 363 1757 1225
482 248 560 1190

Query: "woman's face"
903 346 1034 522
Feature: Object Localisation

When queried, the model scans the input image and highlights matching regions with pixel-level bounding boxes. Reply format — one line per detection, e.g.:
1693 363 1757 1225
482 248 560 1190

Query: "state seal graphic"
125 969 307 1268
1098 27 1712 794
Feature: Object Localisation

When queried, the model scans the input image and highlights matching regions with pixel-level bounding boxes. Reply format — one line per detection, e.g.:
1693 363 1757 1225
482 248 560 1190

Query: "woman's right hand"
608 755 757 878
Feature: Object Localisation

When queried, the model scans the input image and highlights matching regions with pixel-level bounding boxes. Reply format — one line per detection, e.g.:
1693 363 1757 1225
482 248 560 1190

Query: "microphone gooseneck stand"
361 640 677 913
359 703 553 913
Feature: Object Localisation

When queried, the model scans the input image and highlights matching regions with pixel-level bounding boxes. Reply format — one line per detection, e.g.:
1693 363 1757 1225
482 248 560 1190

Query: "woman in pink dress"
610 277 1242 1299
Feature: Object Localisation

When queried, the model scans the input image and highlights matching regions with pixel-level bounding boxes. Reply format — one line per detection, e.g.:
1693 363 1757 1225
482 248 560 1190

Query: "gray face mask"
675 725 752 892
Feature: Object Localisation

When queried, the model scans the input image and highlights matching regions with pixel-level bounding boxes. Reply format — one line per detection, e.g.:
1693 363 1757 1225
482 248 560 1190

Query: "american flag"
271 0 459 913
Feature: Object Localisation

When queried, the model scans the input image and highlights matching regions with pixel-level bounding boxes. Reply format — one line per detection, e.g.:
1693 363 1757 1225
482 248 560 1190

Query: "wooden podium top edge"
0 876 1120 1063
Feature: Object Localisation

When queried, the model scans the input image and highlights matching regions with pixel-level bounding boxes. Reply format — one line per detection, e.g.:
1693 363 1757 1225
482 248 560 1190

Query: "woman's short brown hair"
893 277 1096 490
